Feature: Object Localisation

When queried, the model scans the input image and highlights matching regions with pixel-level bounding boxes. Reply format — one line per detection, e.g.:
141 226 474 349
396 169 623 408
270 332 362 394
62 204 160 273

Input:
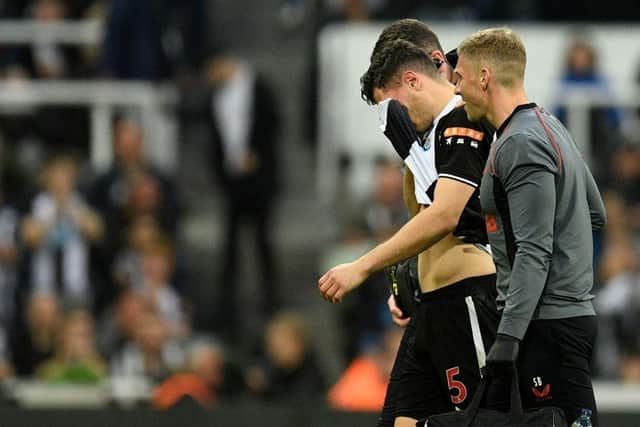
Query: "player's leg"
378 318 416 427
426 275 499 411
394 416 418 427
392 353 450 427
392 300 455 425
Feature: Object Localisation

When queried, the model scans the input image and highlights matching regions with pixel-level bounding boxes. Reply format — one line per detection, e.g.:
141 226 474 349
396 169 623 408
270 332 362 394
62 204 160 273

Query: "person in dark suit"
204 54 280 339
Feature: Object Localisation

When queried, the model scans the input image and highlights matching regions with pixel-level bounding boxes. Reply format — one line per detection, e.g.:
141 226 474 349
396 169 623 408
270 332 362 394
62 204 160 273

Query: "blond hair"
267 310 310 347
458 27 526 87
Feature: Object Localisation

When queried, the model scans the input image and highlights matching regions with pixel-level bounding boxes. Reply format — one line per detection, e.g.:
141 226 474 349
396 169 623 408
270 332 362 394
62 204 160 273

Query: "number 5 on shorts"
446 367 468 404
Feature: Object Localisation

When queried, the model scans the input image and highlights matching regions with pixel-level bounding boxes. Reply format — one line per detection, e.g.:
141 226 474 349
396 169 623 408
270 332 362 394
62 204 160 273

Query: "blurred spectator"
37 309 107 383
99 239 187 362
321 0 382 21
601 191 630 245
162 0 207 80
89 117 179 252
112 215 163 290
11 293 61 376
96 291 146 360
245 311 325 400
595 241 640 378
100 0 169 80
153 370 215 409
78 0 110 74
553 38 623 180
88 119 181 311
2 0 90 155
4 0 83 79
0 0 91 157
152 338 245 409
135 240 187 339
607 145 640 238
620 352 640 383
0 189 18 375
110 310 184 384
101 0 206 80
22 155 103 306
341 157 405 242
204 53 280 335
125 172 177 236
327 327 402 412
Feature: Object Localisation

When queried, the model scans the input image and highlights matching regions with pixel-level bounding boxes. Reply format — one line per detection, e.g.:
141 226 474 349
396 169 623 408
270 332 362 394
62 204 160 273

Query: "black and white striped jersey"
378 96 494 245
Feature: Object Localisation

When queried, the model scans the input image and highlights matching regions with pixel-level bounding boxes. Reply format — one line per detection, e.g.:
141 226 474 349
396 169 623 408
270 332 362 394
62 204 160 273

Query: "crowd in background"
0 0 322 409
0 0 637 414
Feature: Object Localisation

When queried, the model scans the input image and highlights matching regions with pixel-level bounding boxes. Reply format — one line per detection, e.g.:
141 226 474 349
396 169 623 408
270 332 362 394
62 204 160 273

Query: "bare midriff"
417 205 496 293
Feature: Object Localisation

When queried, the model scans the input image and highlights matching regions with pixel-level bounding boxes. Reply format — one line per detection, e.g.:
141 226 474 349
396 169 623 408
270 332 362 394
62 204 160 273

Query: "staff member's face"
372 72 432 133
454 55 487 122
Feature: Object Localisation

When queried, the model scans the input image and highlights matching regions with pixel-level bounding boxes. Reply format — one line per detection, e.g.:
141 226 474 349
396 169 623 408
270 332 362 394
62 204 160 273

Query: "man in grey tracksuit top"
481 103 605 340
455 28 606 426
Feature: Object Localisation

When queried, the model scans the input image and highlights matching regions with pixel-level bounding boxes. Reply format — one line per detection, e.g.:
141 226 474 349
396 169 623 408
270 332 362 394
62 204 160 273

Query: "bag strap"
455 365 524 427
509 363 524 416
456 373 488 427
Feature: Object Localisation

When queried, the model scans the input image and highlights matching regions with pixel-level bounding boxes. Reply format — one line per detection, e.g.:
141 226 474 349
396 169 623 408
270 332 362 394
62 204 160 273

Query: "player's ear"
403 70 420 90
430 50 446 67
480 68 491 91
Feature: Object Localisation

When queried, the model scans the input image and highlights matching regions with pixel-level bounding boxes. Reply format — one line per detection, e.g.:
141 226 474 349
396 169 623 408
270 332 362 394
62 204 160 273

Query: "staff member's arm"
486 135 557 373
318 178 474 303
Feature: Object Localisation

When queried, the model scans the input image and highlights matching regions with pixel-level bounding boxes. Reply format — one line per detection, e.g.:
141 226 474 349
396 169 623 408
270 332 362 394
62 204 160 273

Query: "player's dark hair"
371 19 443 61
360 39 439 105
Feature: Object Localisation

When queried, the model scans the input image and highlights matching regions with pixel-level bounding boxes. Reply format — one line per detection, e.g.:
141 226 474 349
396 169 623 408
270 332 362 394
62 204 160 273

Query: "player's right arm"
318 178 475 303
320 106 488 303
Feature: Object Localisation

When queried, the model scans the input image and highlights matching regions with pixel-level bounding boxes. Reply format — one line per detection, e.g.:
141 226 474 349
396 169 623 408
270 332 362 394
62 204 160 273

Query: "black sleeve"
378 99 421 161
437 111 492 188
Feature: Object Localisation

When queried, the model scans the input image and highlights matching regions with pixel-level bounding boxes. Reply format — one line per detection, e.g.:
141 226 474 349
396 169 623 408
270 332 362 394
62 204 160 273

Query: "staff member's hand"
388 295 411 327
486 334 520 377
318 261 368 303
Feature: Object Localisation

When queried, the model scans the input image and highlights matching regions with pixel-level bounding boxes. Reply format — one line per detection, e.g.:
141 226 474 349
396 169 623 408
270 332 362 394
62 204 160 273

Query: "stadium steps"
175 0 344 378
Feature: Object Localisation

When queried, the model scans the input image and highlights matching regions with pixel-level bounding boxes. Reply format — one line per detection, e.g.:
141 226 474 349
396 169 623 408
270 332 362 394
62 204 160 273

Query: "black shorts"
515 316 599 427
379 274 499 424
378 314 416 427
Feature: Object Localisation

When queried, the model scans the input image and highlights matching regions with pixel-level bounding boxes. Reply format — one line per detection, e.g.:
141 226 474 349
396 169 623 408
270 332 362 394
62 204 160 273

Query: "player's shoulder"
439 106 495 143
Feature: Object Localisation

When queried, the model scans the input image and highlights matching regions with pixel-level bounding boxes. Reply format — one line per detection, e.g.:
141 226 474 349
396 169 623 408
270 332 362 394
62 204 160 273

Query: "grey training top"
479 103 606 340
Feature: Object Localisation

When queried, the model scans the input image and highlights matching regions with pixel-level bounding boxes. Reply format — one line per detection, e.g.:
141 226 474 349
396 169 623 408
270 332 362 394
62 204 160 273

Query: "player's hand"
388 295 410 327
318 261 369 303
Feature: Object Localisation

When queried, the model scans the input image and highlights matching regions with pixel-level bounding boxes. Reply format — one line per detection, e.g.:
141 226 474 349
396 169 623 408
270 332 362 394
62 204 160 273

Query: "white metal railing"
0 20 179 172
0 19 102 44
0 80 179 172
